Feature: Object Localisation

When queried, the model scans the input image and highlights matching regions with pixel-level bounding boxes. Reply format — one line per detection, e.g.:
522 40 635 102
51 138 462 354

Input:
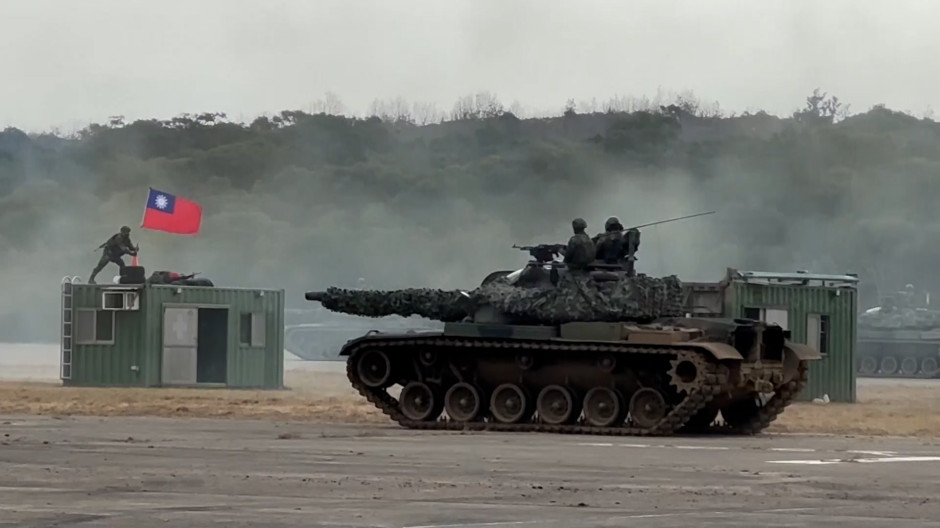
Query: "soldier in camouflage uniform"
593 216 627 264
89 226 138 284
563 217 595 271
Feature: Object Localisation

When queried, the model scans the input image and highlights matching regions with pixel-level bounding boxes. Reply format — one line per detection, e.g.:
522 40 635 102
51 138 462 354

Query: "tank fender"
784 342 822 361
684 342 743 361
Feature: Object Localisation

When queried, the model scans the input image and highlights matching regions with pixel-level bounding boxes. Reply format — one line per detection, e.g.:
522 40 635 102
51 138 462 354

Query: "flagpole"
134 187 150 267
140 187 150 228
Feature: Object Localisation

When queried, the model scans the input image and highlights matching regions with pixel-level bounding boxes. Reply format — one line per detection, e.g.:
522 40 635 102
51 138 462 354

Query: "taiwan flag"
141 187 202 235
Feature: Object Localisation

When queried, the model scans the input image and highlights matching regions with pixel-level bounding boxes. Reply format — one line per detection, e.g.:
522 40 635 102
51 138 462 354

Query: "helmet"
604 216 623 232
120 226 131 234
572 218 587 232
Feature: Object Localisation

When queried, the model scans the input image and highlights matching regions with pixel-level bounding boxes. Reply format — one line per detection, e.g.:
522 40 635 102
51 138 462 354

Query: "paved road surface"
1 416 939 527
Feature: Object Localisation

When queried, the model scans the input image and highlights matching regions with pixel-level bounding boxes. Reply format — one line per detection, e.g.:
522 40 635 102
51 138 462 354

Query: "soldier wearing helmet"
593 216 627 264
89 226 138 284
563 217 595 271
593 215 641 274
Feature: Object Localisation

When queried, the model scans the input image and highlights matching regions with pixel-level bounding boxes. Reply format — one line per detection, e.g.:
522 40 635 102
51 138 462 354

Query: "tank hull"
338 322 813 436
856 333 940 379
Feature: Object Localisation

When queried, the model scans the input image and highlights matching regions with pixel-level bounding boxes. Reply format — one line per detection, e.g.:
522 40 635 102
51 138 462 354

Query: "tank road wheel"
445 382 482 422
537 385 581 425
583 387 624 427
490 383 531 424
399 382 442 422
356 349 392 388
900 357 919 377
858 356 878 376
921 357 940 377
628 388 668 429
880 356 899 375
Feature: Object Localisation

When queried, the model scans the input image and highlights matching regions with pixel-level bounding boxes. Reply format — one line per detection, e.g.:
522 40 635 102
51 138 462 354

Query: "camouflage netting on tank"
478 273 684 324
315 288 471 322
312 273 684 324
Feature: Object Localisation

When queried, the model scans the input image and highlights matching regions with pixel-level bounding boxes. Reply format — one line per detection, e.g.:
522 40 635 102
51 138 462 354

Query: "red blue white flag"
141 187 202 235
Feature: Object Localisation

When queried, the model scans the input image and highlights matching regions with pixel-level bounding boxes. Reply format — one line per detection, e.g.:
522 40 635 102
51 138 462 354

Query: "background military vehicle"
304 224 820 436
857 285 940 378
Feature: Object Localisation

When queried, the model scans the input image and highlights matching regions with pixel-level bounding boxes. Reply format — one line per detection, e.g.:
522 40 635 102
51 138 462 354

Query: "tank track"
342 336 748 436
706 361 809 435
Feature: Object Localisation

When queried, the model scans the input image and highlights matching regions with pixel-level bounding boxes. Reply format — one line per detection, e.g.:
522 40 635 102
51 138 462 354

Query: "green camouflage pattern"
308 272 684 325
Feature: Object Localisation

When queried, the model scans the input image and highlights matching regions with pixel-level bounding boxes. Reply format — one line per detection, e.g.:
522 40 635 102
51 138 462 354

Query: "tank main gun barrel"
305 291 327 302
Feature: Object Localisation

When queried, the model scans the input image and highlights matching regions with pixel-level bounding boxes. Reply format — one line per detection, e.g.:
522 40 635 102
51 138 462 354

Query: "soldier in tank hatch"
88 226 138 284
564 217 595 271
593 216 628 264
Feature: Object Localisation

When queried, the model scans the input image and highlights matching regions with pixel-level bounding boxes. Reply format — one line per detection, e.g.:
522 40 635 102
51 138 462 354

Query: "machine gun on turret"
512 243 567 264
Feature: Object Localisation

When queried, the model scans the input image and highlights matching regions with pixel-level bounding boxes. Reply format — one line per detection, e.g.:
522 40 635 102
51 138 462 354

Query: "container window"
743 307 789 329
240 312 265 347
807 313 829 356
75 309 115 345
251 313 266 348
240 313 252 345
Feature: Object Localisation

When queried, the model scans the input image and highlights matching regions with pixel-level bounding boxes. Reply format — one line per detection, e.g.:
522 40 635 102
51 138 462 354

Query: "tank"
304 241 821 437
856 285 940 378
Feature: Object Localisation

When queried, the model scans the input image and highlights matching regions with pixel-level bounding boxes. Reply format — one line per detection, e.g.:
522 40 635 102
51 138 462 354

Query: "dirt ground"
0 370 937 437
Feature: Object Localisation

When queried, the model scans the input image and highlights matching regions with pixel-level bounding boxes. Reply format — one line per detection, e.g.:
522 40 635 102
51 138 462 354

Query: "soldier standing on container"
88 226 138 284
564 217 595 272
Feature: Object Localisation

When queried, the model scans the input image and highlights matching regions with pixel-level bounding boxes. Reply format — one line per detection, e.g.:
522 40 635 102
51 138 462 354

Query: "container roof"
729 268 859 286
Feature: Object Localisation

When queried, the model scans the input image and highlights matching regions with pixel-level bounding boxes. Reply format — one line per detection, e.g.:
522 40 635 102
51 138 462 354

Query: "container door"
162 307 198 385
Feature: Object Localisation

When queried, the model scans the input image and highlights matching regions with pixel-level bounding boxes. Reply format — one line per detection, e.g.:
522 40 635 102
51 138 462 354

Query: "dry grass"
770 382 940 437
1 372 938 437
0 371 384 423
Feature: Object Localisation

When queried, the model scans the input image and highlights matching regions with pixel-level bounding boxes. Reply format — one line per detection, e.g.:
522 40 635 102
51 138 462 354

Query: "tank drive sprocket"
667 350 711 396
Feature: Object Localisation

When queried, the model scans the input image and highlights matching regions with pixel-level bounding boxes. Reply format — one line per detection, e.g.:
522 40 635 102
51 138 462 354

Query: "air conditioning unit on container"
101 290 140 311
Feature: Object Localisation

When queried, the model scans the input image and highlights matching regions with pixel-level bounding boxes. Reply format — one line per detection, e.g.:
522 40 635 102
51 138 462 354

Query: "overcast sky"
3 0 938 132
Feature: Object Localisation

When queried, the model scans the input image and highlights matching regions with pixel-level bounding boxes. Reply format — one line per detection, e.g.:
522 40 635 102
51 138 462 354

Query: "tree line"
1 88 938 342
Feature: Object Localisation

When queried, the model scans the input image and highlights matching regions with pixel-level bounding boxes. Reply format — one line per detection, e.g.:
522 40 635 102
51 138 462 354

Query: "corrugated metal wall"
728 282 857 403
146 285 285 389
65 284 284 389
65 285 146 386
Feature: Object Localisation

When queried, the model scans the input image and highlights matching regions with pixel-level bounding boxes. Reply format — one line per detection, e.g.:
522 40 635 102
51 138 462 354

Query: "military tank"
857 285 940 378
305 225 820 436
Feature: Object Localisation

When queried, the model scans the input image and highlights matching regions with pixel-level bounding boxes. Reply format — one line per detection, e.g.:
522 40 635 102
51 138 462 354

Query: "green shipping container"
683 268 858 403
59 277 284 389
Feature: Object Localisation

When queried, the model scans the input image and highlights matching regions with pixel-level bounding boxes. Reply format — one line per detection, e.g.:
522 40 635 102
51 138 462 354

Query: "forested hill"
2 90 939 342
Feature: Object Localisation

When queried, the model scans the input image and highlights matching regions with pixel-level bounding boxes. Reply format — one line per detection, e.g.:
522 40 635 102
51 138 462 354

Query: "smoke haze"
2 0 939 343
